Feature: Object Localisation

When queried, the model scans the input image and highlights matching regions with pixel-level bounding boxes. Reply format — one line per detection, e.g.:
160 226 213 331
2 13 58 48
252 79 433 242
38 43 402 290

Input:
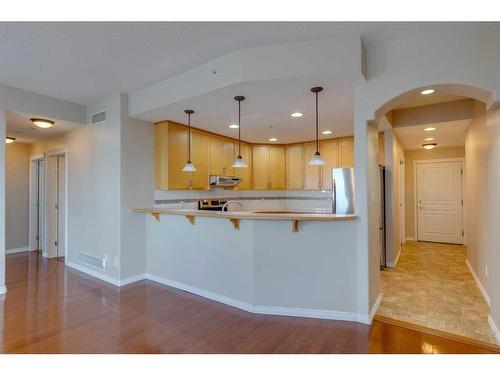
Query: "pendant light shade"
182 109 197 172
308 87 326 166
232 96 248 168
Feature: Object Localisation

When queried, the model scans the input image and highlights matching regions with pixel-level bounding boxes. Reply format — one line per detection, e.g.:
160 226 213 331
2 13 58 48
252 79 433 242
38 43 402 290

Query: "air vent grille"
78 252 106 269
91 111 107 125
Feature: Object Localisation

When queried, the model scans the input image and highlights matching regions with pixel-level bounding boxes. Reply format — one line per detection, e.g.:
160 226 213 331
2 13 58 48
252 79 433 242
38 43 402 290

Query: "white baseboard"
386 250 401 268
65 260 122 287
369 294 383 323
488 315 500 345
405 237 415 241
5 246 30 255
119 273 147 286
145 273 372 325
0 285 6 294
465 259 491 306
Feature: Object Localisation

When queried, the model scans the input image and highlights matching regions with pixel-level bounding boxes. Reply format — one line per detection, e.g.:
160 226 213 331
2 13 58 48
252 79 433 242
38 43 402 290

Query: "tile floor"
379 240 497 344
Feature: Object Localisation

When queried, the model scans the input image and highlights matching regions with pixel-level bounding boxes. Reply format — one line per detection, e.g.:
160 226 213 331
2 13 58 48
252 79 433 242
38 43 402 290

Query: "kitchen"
134 87 367 323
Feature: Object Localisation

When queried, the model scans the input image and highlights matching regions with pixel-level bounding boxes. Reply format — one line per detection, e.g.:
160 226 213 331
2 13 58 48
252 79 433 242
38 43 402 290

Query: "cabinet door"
234 142 252 189
303 142 321 190
209 135 224 175
222 140 236 176
189 130 209 189
320 139 339 189
339 137 354 167
286 144 303 190
269 145 286 190
154 122 169 190
168 124 189 189
252 145 270 189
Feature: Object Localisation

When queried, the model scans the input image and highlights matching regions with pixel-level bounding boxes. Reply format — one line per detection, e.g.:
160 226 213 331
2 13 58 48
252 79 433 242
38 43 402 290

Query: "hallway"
379 241 496 344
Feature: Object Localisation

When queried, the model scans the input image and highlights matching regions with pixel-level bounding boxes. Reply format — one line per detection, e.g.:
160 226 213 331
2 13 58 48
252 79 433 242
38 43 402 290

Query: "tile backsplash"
154 189 333 211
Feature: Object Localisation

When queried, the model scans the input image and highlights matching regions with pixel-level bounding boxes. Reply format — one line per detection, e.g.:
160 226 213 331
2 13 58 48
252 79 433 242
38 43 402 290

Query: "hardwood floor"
0 252 498 354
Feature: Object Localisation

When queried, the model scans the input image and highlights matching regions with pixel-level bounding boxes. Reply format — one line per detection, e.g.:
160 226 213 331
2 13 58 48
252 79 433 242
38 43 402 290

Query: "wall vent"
78 252 106 269
91 111 107 125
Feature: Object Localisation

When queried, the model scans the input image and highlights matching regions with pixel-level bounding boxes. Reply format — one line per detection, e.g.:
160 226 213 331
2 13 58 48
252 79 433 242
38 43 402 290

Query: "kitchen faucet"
221 201 243 212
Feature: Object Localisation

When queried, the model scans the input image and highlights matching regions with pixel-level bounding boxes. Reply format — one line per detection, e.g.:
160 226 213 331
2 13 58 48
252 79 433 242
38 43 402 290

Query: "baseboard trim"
386 250 401 268
65 260 121 287
119 273 147 287
488 315 500 345
0 285 6 294
405 237 415 241
369 294 383 323
145 273 371 324
465 259 491 306
6 246 30 255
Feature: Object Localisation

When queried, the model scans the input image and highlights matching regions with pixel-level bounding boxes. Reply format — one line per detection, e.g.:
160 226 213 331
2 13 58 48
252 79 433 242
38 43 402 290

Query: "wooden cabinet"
222 140 236 176
286 144 303 190
154 122 169 190
208 135 224 175
320 138 339 189
339 137 354 167
303 142 321 190
234 142 252 189
189 130 209 189
252 145 285 189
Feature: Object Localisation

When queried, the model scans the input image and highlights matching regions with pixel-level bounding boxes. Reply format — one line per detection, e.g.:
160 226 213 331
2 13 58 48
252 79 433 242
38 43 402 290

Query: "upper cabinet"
252 144 285 190
154 120 354 191
339 137 354 168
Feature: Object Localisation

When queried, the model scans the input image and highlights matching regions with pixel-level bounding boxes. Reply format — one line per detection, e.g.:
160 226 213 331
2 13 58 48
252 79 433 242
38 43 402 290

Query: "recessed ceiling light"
421 89 435 95
229 124 239 129
5 137 16 144
322 130 332 135
31 118 55 128
424 127 436 132
269 137 278 142
290 112 303 118
424 137 435 141
423 143 437 150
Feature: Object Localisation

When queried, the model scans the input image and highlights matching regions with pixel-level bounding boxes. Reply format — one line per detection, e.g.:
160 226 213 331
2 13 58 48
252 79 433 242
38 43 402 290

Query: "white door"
47 154 66 258
416 161 463 244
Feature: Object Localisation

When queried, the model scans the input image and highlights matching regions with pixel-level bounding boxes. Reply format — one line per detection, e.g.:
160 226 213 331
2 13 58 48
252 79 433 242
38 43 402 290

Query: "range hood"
209 175 241 188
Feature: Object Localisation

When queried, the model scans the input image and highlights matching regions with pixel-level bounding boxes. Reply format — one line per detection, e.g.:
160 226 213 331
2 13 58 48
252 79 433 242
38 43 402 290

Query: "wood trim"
230 218 240 230
185 215 196 225
374 315 500 352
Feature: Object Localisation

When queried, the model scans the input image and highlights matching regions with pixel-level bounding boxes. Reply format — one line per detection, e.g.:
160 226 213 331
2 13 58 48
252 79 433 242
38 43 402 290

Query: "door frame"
399 157 405 246
44 147 69 261
413 157 465 243
29 154 45 252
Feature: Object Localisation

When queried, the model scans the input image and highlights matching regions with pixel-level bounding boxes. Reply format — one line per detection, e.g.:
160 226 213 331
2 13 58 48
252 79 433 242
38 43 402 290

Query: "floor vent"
78 252 106 269
91 110 107 125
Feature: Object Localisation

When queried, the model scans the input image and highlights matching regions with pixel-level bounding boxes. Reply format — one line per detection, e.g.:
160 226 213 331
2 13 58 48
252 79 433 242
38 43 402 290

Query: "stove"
198 199 228 211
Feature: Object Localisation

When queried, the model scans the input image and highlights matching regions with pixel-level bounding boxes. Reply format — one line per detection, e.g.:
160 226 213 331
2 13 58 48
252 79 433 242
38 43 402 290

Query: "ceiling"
5 110 82 143
156 76 353 144
393 119 470 150
0 22 466 105
394 93 467 109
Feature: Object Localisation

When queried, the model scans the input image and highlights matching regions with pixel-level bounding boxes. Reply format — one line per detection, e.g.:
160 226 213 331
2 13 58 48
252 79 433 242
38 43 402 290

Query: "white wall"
0 110 6 293
5 143 30 251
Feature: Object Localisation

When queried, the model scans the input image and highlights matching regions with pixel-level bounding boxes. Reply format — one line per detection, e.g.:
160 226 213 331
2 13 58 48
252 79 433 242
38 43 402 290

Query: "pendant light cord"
238 99 241 156
188 112 191 162
315 90 319 153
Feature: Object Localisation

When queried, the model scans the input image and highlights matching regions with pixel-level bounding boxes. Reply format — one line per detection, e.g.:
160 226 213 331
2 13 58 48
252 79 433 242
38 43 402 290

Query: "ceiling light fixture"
182 110 197 172
322 130 332 135
5 137 16 144
229 124 239 129
309 87 325 166
423 143 437 150
232 96 248 168
30 118 55 128
421 89 435 95
269 137 278 142
290 112 303 118
424 137 435 141
424 127 436 132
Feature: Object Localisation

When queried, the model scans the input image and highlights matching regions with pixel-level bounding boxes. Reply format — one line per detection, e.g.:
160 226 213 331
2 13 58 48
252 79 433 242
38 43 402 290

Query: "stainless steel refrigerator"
332 167 355 214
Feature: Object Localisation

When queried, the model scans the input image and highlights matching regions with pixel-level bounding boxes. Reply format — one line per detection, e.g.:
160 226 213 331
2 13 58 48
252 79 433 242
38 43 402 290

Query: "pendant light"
308 86 326 166
232 96 248 168
182 109 197 172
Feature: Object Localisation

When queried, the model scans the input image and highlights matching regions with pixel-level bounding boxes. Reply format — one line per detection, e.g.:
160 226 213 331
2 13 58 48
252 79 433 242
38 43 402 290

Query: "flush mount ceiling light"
30 118 55 128
322 130 332 135
423 143 437 150
290 112 303 118
269 137 278 142
229 124 239 129
232 96 248 168
421 89 435 95
308 87 326 166
424 137 435 141
5 137 16 144
424 127 436 132
182 110 197 172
